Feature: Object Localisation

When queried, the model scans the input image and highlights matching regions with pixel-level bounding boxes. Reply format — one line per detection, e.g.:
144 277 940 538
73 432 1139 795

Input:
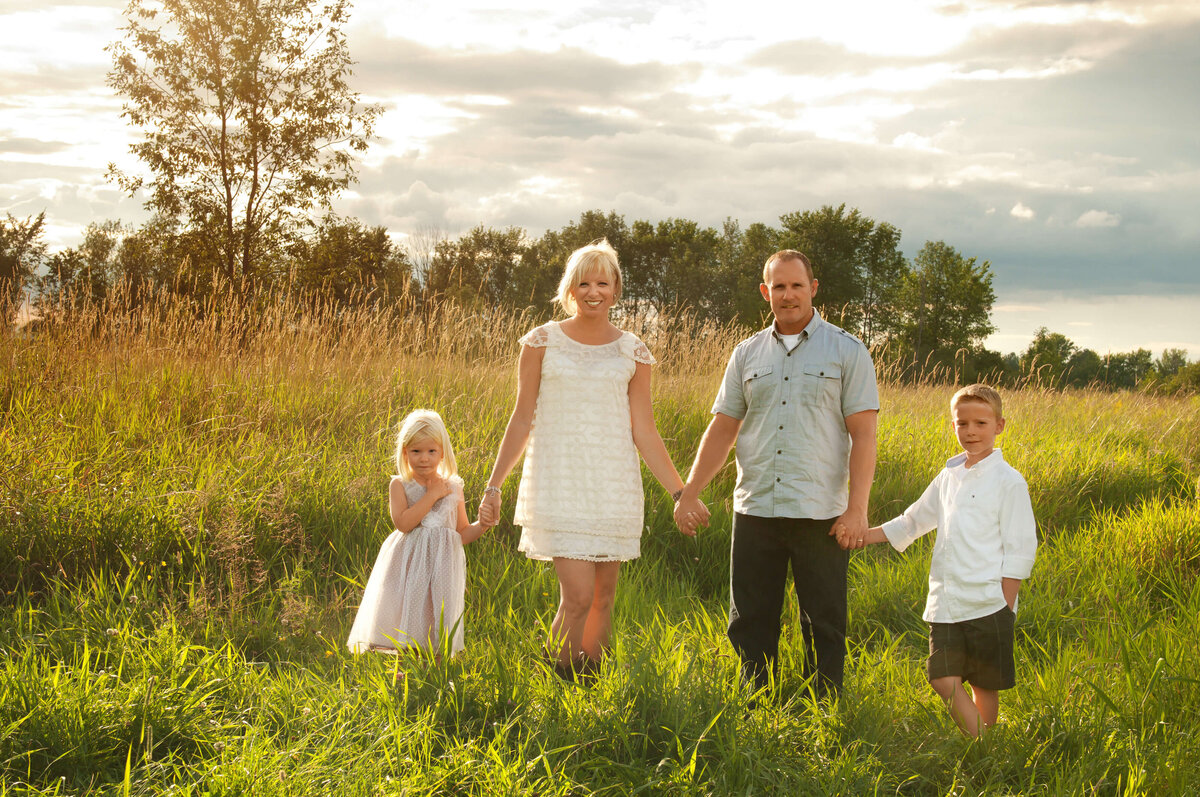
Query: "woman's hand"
479 490 501 527
673 495 709 537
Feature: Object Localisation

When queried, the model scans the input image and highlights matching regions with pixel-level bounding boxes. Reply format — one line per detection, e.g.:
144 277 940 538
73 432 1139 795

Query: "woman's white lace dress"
514 320 656 562
346 476 466 654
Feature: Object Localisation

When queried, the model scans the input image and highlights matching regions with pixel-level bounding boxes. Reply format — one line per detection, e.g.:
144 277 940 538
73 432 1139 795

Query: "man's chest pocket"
801 363 841 406
742 364 776 404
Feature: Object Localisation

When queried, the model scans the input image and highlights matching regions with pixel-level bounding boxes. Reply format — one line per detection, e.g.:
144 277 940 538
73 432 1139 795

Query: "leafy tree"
624 218 720 317
1065 347 1104 387
713 218 778 325
898 241 996 372
0 212 47 301
1156 360 1200 395
107 0 379 287
289 215 410 303
1101 349 1153 389
1020 328 1076 385
38 220 125 304
427 225 527 308
1154 348 1189 379
776 204 908 343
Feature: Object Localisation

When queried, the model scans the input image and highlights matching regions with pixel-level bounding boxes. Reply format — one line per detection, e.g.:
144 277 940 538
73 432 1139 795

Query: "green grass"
2 293 1199 794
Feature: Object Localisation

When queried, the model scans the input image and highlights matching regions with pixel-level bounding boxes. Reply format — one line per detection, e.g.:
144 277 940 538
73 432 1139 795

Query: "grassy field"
3 288 1199 795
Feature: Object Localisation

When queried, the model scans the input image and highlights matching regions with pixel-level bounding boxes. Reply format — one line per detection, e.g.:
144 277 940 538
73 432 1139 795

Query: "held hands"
478 489 501 528
673 493 710 537
831 510 869 550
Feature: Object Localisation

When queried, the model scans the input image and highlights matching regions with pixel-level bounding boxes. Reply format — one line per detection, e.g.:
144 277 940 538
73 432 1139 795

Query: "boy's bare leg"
972 686 1000 730
930 676 984 737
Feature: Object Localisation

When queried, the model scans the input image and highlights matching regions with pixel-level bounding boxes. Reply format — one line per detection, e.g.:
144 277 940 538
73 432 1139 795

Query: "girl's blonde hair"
395 409 458 480
555 239 622 315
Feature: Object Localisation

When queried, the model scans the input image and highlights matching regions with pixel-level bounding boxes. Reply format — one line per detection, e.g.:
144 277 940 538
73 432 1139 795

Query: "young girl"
346 409 489 657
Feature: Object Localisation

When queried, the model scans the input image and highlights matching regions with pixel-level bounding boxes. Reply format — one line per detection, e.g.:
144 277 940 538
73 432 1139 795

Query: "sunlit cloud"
2 0 1199 355
1010 202 1036 220
1075 209 1121 228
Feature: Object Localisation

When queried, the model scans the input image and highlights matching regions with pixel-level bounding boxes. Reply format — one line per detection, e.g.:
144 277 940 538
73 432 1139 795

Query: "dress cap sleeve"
622 332 656 365
518 323 552 348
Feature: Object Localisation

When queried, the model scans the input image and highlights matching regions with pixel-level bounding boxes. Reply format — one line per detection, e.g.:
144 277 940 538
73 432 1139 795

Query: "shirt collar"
769 310 823 342
946 448 1005 471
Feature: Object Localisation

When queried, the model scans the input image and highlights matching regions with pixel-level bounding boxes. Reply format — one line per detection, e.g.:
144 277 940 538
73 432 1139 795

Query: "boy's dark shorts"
926 606 1016 691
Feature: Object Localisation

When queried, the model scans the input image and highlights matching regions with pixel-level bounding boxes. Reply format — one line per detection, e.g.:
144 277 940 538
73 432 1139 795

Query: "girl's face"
405 436 444 479
571 268 615 318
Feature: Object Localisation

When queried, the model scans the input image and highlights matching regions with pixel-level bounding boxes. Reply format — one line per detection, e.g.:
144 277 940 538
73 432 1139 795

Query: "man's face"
760 256 818 334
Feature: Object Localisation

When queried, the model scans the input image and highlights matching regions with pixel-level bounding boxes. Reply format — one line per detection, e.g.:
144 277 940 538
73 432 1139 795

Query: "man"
675 250 878 697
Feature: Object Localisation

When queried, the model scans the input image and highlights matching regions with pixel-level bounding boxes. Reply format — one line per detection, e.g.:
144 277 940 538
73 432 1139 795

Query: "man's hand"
673 494 710 537
830 508 868 550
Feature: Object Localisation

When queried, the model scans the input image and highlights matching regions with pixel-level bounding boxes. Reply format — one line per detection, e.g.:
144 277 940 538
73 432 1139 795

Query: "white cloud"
1075 209 1121 227
1010 202 1036 220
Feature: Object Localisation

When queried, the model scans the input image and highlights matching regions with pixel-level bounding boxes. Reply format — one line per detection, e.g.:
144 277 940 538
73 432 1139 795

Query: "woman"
478 240 706 679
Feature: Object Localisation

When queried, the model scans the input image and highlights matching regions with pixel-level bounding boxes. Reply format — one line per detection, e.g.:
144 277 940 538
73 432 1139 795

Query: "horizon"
2 0 1198 358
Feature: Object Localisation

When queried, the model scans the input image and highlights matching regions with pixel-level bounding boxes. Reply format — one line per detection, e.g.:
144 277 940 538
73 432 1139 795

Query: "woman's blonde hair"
394 409 458 480
554 239 622 315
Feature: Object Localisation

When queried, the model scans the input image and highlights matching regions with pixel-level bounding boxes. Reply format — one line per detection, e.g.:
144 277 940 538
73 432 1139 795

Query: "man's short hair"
951 384 1004 418
763 250 814 283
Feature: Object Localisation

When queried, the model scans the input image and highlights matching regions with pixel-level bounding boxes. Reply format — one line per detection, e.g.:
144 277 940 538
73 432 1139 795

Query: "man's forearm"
681 414 740 499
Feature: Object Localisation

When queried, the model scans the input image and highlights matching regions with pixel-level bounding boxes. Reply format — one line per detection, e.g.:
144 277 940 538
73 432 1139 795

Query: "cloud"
351 35 691 103
0 137 70 155
1010 202 1036 220
1075 209 1120 227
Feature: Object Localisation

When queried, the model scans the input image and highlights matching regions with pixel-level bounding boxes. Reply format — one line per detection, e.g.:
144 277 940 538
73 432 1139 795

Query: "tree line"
2 0 1195 394
5 204 1196 395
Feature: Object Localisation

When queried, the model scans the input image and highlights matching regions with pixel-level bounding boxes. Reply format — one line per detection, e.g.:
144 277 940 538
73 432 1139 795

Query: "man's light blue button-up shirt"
711 311 879 520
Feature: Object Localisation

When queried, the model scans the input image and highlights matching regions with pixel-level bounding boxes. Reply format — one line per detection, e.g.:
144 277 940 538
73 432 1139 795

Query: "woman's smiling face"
571 269 616 318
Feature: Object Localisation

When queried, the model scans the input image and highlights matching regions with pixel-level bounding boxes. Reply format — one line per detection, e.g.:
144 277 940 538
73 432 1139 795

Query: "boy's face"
951 399 1005 465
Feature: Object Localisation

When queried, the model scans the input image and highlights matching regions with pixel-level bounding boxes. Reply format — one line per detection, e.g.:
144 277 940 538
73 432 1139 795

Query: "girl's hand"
479 490 501 527
426 475 453 500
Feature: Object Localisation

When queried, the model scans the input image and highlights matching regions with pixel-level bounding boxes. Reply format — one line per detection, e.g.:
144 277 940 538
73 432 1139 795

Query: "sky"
2 0 1198 358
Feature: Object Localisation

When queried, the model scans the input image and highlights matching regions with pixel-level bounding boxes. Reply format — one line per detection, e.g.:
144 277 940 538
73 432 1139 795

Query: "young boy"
837 384 1037 737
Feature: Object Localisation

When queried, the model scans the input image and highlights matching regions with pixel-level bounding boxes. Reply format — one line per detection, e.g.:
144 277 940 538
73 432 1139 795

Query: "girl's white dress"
346 476 466 655
514 320 656 562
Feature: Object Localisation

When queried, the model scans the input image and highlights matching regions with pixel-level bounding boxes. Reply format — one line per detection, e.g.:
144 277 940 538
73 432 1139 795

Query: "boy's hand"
831 516 868 549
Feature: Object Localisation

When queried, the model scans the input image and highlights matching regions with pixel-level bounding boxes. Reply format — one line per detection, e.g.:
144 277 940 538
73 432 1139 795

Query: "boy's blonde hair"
395 409 458 480
555 239 622 314
951 383 1004 419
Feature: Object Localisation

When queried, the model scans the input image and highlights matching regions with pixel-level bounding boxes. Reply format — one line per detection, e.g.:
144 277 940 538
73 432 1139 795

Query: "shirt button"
777 450 782 454
782 401 787 405
778 425 783 430
784 377 789 381
776 477 781 482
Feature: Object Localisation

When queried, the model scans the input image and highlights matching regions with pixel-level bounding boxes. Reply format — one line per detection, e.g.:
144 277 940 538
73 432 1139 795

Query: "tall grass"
3 286 1199 794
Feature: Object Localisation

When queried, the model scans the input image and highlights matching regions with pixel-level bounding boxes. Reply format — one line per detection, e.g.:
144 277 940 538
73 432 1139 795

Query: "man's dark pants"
727 512 849 697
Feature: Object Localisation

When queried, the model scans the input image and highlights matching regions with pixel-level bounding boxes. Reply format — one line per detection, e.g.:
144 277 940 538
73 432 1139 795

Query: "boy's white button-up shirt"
882 449 1038 623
